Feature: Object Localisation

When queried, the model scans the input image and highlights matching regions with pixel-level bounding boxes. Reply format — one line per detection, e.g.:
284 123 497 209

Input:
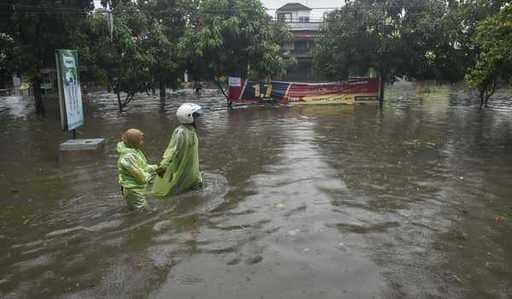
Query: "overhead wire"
0 2 341 10
0 2 451 18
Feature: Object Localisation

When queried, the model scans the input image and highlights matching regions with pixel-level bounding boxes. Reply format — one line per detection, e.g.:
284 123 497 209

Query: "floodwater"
1 84 511 298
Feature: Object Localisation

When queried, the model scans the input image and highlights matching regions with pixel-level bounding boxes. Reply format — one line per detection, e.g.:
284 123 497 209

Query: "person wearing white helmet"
152 103 203 197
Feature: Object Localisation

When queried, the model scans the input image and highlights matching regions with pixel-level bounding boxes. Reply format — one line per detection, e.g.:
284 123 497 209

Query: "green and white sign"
56 49 84 131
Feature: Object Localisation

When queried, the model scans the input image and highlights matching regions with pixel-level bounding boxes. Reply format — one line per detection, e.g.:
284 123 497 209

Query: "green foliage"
179 0 292 83
314 0 507 85
1 0 93 72
466 4 512 107
1 0 292 110
84 0 291 107
7 0 508 111
315 0 455 82
439 0 506 82
0 0 94 114
85 1 153 110
139 0 194 97
0 33 15 84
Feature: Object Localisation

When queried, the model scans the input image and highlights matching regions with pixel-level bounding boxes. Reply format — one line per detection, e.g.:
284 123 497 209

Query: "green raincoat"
117 142 157 209
152 125 202 197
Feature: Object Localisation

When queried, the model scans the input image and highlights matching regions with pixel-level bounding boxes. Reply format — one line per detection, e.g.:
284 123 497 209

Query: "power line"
267 7 341 10
0 2 341 12
0 2 453 16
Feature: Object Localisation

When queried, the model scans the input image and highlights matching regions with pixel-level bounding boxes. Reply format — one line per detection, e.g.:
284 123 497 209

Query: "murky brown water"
1 85 511 298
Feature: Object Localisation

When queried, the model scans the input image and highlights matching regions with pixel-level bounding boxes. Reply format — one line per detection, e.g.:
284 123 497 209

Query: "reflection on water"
0 87 511 298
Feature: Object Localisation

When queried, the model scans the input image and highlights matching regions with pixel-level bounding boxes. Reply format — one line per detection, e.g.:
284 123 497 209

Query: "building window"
298 16 310 23
277 13 292 23
294 40 310 52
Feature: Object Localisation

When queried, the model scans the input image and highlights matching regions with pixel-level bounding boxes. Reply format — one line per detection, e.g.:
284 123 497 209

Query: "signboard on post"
55 49 84 132
228 76 243 101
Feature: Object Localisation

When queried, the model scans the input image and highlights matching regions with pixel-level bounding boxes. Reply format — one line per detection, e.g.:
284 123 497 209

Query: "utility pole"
95 3 113 40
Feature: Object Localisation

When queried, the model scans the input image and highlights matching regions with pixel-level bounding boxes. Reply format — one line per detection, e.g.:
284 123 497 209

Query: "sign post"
56 49 104 154
56 49 84 135
12 75 21 96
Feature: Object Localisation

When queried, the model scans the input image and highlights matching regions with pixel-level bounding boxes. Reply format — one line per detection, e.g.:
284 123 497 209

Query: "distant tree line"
1 0 510 114
314 0 512 106
0 0 292 113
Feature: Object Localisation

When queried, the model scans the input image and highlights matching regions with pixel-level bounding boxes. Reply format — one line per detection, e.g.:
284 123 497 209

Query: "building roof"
276 3 312 12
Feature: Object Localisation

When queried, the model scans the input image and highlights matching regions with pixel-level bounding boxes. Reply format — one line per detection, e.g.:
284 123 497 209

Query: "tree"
139 0 193 101
437 0 507 82
85 0 153 112
0 0 94 115
314 0 458 101
398 0 459 81
313 0 510 101
179 0 291 97
84 0 194 109
314 0 401 101
466 4 512 108
0 33 15 89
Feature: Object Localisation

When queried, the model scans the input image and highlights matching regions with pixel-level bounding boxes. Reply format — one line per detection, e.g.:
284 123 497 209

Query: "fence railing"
285 22 322 31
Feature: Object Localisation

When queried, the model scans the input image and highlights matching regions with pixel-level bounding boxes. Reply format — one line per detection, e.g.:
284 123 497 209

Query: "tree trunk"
215 79 229 99
159 81 166 102
33 77 45 115
479 79 497 109
485 79 497 108
116 91 123 112
479 89 485 109
378 76 385 103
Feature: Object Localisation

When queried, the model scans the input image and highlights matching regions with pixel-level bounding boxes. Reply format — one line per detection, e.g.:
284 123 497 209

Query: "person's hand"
156 167 166 177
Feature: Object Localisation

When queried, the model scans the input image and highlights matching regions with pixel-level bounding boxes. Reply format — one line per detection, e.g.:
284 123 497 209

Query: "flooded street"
1 86 511 298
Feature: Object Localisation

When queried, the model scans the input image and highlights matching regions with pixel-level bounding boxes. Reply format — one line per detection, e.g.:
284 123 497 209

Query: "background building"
276 3 321 82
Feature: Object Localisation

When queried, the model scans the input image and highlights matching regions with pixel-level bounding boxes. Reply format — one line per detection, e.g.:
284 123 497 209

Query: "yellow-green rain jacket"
152 125 202 197
117 142 157 190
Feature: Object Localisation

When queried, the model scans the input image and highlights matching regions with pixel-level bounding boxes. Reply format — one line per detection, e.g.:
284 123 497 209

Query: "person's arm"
147 164 158 172
120 153 150 184
145 164 158 182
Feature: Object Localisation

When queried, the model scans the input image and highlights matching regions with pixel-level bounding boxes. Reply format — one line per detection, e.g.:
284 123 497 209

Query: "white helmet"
176 103 202 124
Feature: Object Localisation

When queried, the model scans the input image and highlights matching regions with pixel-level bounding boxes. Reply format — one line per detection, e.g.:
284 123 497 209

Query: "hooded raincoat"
117 142 157 209
152 125 202 197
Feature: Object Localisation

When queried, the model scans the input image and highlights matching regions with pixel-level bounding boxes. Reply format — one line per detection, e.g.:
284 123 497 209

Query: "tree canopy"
1 0 511 112
313 0 510 103
0 0 94 114
179 0 292 85
466 4 512 107
0 0 291 113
